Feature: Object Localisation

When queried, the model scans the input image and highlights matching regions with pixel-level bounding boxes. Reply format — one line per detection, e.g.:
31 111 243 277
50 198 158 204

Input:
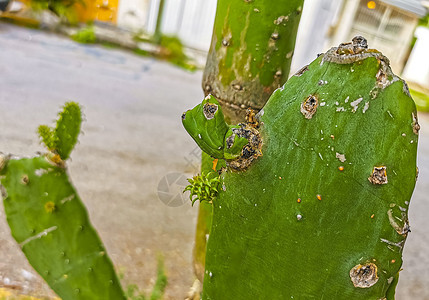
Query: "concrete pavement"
0 23 428 299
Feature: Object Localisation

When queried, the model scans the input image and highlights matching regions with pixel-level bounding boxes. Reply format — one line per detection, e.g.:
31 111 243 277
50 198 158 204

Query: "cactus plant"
183 37 419 298
0 103 126 300
203 0 305 123
193 0 305 284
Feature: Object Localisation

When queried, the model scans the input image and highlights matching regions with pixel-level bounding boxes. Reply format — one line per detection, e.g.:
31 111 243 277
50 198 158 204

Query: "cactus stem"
368 166 388 185
349 263 379 288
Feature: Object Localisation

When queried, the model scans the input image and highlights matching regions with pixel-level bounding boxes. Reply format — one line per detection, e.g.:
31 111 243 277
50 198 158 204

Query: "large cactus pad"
196 37 419 299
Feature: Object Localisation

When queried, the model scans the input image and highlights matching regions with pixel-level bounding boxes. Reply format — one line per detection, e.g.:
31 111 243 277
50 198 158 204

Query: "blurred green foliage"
71 25 96 44
410 88 429 112
30 0 82 24
125 256 168 300
159 35 196 71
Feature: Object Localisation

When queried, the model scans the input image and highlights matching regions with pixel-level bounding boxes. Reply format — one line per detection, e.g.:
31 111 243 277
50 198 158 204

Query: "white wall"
403 26 429 88
117 0 151 30
161 0 217 50
290 0 345 75
142 0 216 50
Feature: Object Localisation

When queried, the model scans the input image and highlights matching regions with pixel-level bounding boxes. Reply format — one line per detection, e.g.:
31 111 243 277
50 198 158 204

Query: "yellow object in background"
74 0 118 24
367 1 376 10
0 287 60 300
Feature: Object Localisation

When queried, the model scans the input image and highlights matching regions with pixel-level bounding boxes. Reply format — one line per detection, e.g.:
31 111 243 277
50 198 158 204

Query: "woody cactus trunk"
194 0 305 282
183 37 419 298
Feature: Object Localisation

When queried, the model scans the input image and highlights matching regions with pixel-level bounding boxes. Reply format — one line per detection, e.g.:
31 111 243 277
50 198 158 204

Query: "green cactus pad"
223 126 251 160
201 37 418 299
1 103 125 299
182 95 229 159
183 96 263 171
38 102 82 161
0 156 125 300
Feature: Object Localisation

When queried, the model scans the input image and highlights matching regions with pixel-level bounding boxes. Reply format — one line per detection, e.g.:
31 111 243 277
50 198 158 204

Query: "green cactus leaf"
182 95 229 159
38 125 56 151
149 256 168 300
201 38 418 299
55 102 82 160
37 102 82 161
223 126 250 160
0 156 125 300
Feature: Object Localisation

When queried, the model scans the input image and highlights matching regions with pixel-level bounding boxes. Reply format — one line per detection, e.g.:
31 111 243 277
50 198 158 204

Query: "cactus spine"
0 103 126 300
184 37 419 298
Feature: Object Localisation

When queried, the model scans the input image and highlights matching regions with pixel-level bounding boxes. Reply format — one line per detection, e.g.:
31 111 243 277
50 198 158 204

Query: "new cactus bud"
182 95 229 159
184 172 221 206
183 100 262 171
38 102 82 161
184 37 418 299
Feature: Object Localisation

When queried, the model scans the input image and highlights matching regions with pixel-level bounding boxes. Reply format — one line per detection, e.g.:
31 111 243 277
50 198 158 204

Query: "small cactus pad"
182 97 263 170
182 95 230 159
199 37 418 299
38 102 82 161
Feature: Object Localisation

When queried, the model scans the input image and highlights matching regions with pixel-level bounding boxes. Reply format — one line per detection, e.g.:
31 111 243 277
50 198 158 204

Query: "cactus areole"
183 37 419 299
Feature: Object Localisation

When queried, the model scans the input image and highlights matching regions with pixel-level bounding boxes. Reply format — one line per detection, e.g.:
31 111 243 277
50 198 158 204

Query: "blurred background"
1 0 429 299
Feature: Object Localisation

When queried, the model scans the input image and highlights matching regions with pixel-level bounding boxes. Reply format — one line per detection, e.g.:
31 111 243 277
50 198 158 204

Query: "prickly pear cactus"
183 37 419 299
0 103 126 300
182 94 262 169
